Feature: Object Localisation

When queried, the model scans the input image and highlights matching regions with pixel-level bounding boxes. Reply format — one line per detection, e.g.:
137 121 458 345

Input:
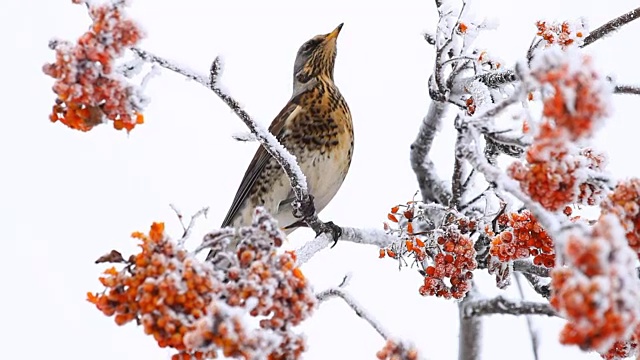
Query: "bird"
208 23 353 259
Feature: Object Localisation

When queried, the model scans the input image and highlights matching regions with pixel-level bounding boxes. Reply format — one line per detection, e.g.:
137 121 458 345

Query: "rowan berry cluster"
89 208 316 360
87 222 220 359
535 57 610 140
381 201 429 261
376 339 420 360
43 0 146 132
536 20 586 48
601 178 640 258
509 38 611 211
550 215 640 354
488 210 555 268
420 223 477 299
381 203 478 299
602 331 640 360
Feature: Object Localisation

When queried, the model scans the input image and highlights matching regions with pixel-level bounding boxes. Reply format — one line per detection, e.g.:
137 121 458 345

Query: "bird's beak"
325 23 344 41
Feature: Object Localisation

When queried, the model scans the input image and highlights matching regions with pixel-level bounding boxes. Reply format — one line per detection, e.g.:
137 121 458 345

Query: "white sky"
2 0 639 359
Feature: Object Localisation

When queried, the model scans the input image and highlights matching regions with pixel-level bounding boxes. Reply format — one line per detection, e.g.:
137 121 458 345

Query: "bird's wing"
220 91 308 228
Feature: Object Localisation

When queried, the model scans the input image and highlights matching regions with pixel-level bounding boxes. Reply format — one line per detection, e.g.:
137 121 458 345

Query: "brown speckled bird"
212 24 353 254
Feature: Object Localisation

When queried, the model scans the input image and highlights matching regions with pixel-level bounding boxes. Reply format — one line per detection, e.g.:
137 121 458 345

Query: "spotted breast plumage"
209 23 353 256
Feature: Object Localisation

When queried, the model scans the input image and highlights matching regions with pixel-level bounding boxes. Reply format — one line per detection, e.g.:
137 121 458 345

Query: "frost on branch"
601 178 640 259
43 0 147 132
381 201 477 299
550 215 640 354
88 208 316 360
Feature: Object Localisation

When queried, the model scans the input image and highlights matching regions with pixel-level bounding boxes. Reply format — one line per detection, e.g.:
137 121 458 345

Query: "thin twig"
581 7 640 48
170 205 210 246
515 274 541 360
316 288 390 340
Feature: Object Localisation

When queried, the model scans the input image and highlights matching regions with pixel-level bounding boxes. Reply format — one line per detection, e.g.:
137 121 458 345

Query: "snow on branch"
316 277 426 359
317 287 391 340
461 296 558 318
410 101 452 205
581 6 640 48
295 227 398 265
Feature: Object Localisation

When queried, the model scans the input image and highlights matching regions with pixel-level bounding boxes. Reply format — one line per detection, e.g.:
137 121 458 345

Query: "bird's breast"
283 86 353 213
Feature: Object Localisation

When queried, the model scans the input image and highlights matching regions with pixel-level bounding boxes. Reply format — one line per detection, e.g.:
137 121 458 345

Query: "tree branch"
459 126 561 236
581 7 640 48
522 272 552 300
461 296 557 318
316 287 390 340
458 284 482 360
295 227 398 266
515 274 541 360
513 260 550 278
614 84 640 95
410 101 452 205
451 130 466 209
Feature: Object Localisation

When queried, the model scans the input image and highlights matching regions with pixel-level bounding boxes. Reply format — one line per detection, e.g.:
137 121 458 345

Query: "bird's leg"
316 221 342 248
292 194 317 219
291 194 342 247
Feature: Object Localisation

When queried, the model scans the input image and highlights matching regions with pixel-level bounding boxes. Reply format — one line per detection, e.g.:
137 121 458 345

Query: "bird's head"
293 23 343 89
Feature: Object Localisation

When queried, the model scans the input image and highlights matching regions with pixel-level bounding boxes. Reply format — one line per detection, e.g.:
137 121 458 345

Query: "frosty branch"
317 287 391 340
581 6 640 48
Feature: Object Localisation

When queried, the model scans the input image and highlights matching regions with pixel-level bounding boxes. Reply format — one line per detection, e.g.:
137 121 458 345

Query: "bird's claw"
315 221 342 248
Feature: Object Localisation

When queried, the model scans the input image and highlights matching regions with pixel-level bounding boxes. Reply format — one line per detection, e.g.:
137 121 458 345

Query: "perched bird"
209 23 353 258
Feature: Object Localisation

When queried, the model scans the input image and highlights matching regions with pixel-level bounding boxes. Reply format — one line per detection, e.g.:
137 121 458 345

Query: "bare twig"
410 101 452 205
461 296 557 318
316 287 390 340
581 7 640 48
169 205 209 246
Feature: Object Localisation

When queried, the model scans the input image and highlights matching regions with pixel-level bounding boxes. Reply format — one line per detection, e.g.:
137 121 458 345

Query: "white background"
2 0 639 359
